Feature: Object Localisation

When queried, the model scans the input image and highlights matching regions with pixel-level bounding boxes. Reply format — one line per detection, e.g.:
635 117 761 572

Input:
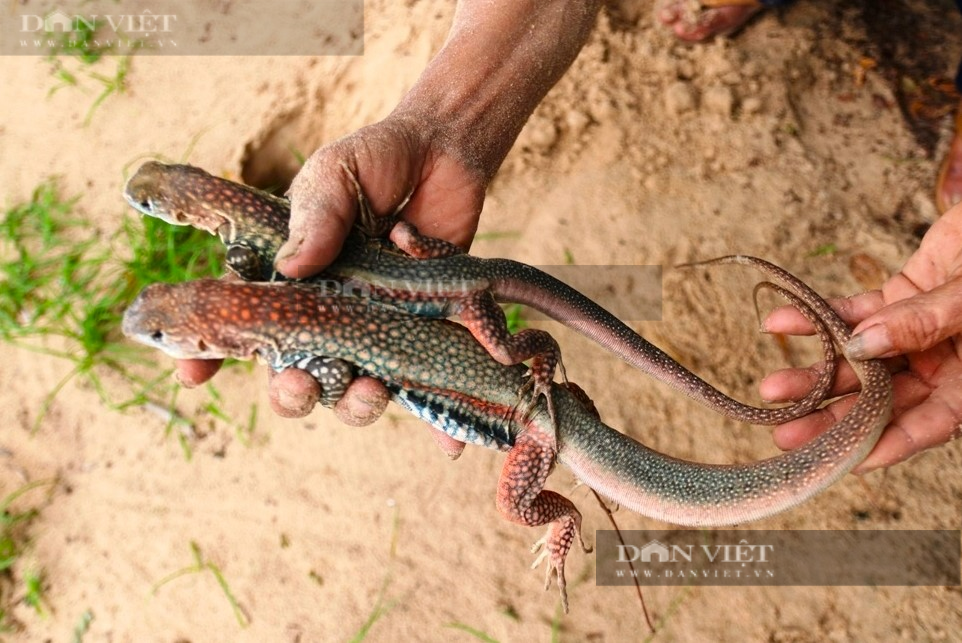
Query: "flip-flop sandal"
935 106 962 214
662 0 765 41
701 0 763 5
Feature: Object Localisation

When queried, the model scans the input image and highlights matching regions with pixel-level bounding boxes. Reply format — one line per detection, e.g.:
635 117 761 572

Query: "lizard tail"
555 255 892 526
489 259 836 426
554 381 886 526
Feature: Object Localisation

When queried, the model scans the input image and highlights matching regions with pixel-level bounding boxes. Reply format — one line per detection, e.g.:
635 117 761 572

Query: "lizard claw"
338 161 405 238
527 515 588 614
530 532 569 613
517 371 558 435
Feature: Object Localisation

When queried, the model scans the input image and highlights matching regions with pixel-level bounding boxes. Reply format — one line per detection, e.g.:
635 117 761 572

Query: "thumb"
845 274 962 359
276 150 359 279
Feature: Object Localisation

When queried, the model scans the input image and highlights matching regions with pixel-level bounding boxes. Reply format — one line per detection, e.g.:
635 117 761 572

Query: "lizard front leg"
496 428 587 613
390 221 566 432
290 355 356 408
456 291 563 436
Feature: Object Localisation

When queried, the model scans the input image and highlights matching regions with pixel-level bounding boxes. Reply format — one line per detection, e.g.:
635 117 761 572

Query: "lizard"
124 160 839 435
121 256 893 611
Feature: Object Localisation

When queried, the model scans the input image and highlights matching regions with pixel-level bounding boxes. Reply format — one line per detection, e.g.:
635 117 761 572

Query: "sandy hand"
174 0 602 420
173 116 485 421
761 201 962 471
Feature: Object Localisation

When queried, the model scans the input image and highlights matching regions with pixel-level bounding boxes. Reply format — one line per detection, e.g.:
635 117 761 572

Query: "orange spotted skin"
123 256 892 612
122 279 534 450
124 161 840 431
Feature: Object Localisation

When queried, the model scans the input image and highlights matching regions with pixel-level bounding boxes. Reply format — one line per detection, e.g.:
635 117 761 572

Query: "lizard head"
125 161 225 232
124 161 290 281
122 280 270 361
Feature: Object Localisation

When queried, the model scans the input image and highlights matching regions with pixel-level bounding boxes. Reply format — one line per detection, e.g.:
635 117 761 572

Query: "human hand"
174 115 486 422
761 201 962 472
175 0 601 422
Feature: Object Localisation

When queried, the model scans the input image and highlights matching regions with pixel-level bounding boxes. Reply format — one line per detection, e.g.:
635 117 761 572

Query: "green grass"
502 304 526 334
71 609 95 643
152 541 250 628
22 570 46 617
445 622 500 642
0 177 251 448
202 383 260 449
0 479 56 633
349 505 401 641
473 231 522 242
44 18 133 124
807 243 838 257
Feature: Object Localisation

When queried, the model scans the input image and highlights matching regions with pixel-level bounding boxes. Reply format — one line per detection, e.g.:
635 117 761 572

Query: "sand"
1 1 961 640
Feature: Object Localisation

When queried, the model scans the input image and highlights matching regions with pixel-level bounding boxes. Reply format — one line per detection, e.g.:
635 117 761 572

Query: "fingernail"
845 324 893 360
173 370 196 389
278 388 313 414
274 238 300 266
348 392 380 416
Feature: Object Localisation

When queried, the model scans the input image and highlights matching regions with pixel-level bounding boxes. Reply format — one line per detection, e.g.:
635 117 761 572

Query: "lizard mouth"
123 191 153 216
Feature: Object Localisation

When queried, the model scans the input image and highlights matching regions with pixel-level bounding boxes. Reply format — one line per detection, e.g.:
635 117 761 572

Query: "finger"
854 386 962 473
400 154 483 250
897 204 962 290
846 275 962 359
278 147 362 279
268 368 321 419
332 377 391 426
760 361 855 402
657 0 683 25
762 291 885 336
280 125 424 278
427 427 466 459
772 371 932 450
175 358 224 387
760 355 909 402
771 395 859 450
667 5 762 42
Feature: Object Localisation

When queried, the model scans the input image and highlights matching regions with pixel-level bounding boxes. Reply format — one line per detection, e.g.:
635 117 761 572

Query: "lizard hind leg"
338 161 412 238
389 220 465 259
496 431 587 613
458 292 563 439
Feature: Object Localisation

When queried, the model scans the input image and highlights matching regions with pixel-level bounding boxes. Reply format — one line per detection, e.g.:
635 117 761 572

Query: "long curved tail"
490 258 837 426
556 256 892 526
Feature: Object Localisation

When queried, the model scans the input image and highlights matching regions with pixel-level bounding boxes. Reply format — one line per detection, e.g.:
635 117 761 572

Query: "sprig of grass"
349 504 401 642
445 622 500 642
152 541 250 628
71 609 95 643
473 230 522 242
203 388 259 447
0 177 251 445
502 304 526 334
807 243 838 257
0 479 56 632
44 19 134 124
22 570 46 617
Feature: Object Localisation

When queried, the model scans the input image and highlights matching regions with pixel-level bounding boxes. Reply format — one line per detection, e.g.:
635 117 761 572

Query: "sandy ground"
2 1 962 641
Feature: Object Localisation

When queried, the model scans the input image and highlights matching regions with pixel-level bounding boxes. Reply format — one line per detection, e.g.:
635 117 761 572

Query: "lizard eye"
150 329 164 342
139 198 152 212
